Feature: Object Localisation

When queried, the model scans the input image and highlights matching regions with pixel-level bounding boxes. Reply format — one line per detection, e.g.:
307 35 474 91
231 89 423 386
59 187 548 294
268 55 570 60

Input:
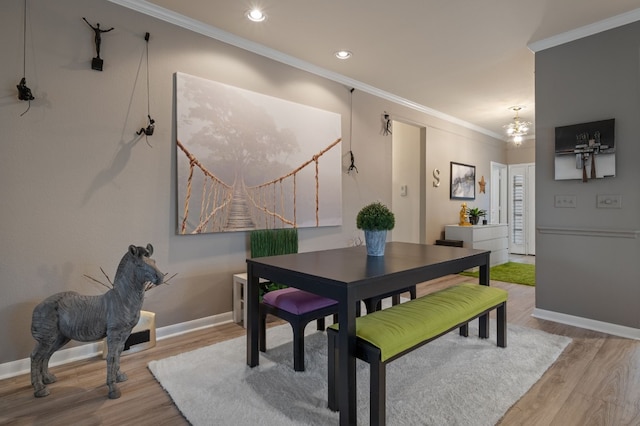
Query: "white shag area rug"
149 322 570 425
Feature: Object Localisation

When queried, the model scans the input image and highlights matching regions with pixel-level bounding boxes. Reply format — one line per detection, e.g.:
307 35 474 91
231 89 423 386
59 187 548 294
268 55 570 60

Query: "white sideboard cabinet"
444 224 509 266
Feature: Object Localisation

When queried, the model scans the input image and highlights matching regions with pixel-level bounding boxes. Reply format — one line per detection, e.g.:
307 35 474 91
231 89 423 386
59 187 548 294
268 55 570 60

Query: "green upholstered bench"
327 283 508 426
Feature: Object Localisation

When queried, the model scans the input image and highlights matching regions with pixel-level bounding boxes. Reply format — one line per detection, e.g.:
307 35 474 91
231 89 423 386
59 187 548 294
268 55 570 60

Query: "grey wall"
535 21 640 328
0 0 507 365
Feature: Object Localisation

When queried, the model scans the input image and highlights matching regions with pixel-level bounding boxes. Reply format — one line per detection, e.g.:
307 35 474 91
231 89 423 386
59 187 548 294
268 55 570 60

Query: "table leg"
337 295 357 425
479 254 490 286
246 264 260 367
479 254 490 338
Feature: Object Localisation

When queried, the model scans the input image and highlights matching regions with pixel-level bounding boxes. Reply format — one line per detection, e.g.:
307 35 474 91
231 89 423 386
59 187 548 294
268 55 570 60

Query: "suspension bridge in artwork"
177 137 342 234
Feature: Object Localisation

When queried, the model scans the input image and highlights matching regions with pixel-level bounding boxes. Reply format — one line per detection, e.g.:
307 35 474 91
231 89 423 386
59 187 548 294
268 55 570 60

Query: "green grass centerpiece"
357 202 395 256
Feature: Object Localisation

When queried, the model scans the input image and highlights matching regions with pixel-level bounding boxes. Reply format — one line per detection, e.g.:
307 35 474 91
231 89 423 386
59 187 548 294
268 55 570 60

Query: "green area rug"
460 262 535 286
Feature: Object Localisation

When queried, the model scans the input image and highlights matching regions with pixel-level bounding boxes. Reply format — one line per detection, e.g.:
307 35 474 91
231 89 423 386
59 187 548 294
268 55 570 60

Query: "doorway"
391 121 425 244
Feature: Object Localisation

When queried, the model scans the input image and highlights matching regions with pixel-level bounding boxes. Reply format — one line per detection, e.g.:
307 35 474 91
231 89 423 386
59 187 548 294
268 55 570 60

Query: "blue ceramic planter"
364 230 387 256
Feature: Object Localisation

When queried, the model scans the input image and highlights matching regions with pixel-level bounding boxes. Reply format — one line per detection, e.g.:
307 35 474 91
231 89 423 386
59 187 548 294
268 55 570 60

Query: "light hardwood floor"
2 274 639 426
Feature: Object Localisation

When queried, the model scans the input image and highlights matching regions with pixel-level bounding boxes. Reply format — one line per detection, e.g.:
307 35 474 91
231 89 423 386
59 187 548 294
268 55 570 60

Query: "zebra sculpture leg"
31 334 71 397
105 331 130 399
31 296 72 397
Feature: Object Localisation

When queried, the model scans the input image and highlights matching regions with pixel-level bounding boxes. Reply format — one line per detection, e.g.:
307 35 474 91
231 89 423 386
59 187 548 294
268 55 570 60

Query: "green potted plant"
466 207 487 225
357 201 395 256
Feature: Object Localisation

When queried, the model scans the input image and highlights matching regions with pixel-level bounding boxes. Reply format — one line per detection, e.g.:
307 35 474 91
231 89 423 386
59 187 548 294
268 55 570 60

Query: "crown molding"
528 8 640 52
108 0 503 140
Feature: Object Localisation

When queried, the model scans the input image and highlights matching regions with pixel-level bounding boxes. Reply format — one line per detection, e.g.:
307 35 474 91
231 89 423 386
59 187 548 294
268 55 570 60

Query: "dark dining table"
246 241 490 426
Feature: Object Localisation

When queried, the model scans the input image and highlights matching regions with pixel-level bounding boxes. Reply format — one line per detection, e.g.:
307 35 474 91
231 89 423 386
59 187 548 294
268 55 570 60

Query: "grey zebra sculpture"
30 244 164 399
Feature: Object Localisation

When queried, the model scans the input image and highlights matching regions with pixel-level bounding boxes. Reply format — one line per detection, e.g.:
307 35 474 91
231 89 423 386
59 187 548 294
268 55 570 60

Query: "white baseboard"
0 311 234 381
532 308 640 340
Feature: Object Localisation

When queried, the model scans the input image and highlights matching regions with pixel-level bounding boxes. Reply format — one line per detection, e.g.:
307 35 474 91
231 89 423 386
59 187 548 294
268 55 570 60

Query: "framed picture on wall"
450 162 475 200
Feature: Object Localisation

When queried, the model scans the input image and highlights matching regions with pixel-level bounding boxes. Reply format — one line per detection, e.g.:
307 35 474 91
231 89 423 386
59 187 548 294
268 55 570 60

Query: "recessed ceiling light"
335 50 352 60
246 9 266 22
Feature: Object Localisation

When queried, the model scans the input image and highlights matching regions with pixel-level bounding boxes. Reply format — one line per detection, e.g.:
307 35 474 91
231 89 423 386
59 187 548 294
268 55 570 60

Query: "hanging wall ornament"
82 17 113 71
17 0 34 116
382 112 392 135
347 88 358 174
136 32 155 146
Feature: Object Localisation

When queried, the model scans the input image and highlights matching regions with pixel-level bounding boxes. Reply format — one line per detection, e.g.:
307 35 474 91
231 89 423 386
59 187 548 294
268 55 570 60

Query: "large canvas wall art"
175 72 342 234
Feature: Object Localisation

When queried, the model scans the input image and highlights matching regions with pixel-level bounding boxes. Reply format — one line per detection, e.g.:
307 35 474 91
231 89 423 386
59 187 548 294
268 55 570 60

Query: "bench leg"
497 302 507 348
327 329 338 411
316 317 326 331
291 321 306 372
459 323 469 337
479 313 489 339
370 355 386 426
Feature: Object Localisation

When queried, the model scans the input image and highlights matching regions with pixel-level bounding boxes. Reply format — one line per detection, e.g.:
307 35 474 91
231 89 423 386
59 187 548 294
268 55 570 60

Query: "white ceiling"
113 0 640 141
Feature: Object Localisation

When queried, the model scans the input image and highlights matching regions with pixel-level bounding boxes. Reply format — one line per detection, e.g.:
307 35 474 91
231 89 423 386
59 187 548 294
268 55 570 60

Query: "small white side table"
233 273 267 328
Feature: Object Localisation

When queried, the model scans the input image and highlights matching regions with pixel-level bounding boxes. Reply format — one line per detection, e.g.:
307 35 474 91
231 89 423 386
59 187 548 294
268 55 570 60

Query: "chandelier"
503 106 531 146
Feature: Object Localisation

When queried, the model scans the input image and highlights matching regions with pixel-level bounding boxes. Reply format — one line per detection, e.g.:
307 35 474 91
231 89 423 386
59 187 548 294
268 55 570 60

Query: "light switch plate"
596 194 621 209
554 195 576 208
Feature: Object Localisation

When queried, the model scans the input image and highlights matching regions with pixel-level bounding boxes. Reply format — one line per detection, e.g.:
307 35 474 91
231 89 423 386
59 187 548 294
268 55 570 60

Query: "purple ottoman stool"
260 287 338 372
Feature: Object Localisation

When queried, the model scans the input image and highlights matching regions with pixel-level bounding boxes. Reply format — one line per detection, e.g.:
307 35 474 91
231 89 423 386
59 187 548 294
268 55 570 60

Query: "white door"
508 163 535 255
490 162 508 224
